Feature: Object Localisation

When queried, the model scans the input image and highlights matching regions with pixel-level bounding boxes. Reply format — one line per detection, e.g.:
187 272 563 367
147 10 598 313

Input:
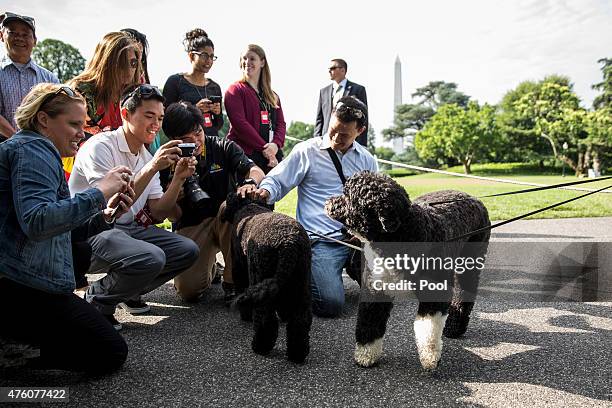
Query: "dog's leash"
447 183 612 241
306 229 364 252
429 175 612 206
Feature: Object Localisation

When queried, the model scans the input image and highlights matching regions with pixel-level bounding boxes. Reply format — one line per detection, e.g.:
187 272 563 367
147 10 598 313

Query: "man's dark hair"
120 84 164 113
331 58 347 70
333 96 367 128
162 101 204 138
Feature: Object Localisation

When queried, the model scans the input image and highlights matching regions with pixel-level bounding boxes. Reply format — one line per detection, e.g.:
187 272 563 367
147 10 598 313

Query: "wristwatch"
239 178 258 187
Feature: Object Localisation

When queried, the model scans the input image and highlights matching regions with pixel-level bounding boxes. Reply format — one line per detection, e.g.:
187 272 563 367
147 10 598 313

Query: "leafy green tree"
415 102 499 174
383 81 469 143
32 39 85 83
283 121 314 155
412 81 470 109
496 75 574 163
592 58 612 110
373 146 394 169
511 81 592 175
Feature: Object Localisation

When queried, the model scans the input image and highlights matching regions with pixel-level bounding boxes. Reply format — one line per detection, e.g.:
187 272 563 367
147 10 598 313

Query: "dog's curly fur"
325 171 490 370
221 192 312 364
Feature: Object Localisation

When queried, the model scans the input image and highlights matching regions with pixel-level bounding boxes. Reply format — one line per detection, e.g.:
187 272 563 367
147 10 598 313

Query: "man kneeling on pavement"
160 101 264 303
69 85 200 330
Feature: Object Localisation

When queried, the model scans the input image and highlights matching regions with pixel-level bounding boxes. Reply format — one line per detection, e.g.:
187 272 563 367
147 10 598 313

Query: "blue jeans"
310 240 350 317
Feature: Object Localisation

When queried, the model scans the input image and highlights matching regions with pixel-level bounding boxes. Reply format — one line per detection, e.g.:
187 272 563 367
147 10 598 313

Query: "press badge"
260 110 269 125
203 113 213 127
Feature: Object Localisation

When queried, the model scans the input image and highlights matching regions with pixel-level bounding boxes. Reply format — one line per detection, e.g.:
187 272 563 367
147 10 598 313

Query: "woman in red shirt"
224 44 286 174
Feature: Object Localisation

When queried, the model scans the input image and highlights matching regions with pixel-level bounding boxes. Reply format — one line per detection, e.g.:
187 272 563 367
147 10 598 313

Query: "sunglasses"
328 66 343 72
192 51 218 61
39 86 77 110
121 84 163 106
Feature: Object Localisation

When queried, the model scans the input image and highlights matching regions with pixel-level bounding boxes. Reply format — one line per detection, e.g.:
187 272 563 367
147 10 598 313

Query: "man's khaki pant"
174 203 233 302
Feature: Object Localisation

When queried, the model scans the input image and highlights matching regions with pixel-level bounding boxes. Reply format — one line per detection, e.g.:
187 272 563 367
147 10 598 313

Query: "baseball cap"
0 12 36 35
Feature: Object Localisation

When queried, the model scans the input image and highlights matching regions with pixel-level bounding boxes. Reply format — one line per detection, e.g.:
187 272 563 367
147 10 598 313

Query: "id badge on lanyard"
203 113 213 128
260 110 274 142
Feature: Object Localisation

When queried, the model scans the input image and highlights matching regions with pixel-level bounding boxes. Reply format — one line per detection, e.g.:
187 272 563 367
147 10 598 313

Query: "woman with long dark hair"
163 28 223 137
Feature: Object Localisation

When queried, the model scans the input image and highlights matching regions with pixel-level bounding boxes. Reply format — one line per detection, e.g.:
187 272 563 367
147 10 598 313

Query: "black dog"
325 171 490 370
221 192 312 364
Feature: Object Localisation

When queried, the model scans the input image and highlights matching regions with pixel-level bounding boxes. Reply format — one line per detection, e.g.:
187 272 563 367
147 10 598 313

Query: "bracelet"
239 178 258 187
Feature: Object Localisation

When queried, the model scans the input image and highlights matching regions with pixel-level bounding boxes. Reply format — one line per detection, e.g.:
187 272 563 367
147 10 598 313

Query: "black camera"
208 95 222 104
178 142 196 157
176 143 210 206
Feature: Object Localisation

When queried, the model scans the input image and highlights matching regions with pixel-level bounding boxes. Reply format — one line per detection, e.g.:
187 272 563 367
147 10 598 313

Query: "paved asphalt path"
1 218 611 407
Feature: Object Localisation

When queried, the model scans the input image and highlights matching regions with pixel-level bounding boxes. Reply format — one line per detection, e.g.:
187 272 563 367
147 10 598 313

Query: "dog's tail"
235 278 280 308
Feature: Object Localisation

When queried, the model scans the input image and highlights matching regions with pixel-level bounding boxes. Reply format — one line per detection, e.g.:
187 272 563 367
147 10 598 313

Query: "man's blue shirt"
259 136 378 239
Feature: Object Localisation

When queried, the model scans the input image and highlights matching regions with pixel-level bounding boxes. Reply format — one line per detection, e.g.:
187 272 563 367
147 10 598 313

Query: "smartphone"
208 95 222 104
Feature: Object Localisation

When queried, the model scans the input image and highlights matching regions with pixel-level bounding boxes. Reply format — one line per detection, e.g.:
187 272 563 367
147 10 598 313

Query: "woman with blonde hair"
224 44 286 173
61 31 140 179
0 83 135 373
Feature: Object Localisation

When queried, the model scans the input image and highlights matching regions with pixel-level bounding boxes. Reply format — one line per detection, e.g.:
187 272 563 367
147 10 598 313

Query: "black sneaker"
118 299 150 314
105 314 122 331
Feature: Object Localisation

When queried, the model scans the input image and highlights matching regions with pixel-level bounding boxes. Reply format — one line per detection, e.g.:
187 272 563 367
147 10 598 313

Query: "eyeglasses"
328 66 343 72
121 84 163 106
39 86 77 110
192 51 218 61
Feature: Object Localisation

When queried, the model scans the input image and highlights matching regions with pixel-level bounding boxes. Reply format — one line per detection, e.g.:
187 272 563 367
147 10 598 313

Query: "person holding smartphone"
162 28 223 136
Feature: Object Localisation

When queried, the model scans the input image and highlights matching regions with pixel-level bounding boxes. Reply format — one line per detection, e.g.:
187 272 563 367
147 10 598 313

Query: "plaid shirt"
0 56 59 135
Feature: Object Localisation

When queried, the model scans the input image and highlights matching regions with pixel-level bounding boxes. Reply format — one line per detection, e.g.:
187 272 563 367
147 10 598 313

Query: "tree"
592 58 612 110
382 81 469 142
415 102 499 174
512 81 590 175
32 38 86 83
412 81 470 109
373 147 394 169
284 121 314 155
496 75 574 163
382 104 434 141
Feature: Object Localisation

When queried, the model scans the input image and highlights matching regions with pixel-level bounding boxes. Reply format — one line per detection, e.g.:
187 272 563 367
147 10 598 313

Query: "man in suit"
314 58 368 146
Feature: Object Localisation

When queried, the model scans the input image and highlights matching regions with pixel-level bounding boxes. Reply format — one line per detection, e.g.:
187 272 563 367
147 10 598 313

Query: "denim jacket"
0 130 106 294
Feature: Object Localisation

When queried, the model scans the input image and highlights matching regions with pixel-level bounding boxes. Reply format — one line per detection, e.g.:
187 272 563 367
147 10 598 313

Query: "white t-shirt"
69 127 163 225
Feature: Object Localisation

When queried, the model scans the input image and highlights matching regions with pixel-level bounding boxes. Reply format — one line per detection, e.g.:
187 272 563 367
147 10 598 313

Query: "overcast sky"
3 0 611 144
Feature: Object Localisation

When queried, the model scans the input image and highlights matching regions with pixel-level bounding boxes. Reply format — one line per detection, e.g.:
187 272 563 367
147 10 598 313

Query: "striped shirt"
0 56 59 135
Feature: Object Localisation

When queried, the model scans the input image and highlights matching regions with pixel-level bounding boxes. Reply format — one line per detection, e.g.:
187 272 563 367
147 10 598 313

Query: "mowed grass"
276 167 612 221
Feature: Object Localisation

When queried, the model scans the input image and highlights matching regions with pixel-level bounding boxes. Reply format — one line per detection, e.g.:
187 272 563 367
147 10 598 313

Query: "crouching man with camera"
68 85 200 330
160 101 265 303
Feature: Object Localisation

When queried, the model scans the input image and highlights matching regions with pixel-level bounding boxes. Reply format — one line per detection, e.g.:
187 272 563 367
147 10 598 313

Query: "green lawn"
276 168 612 221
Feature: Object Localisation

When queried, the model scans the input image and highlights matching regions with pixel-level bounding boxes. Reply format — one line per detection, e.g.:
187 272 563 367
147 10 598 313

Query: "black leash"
446 183 612 242
429 175 612 206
